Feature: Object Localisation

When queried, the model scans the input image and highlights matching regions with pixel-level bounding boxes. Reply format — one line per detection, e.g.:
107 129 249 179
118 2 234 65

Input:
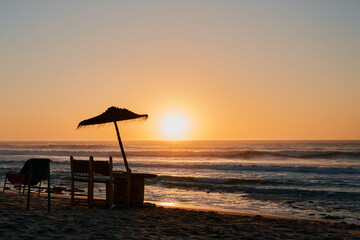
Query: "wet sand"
0 191 359 239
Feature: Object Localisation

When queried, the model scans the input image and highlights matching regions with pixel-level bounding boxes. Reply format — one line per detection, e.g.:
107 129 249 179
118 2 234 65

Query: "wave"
127 150 360 160
223 150 360 160
153 175 265 184
1 157 359 176
244 187 360 204
129 162 360 175
146 176 267 194
147 175 360 199
1 149 360 160
2 159 358 175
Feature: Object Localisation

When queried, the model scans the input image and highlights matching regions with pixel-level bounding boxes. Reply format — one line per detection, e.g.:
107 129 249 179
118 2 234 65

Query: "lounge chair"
3 158 51 212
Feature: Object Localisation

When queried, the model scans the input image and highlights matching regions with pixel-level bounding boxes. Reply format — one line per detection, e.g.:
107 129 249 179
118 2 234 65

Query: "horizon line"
0 139 359 142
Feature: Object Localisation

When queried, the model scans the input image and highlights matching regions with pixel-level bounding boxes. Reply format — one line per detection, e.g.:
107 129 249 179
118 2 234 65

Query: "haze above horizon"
1 1 359 141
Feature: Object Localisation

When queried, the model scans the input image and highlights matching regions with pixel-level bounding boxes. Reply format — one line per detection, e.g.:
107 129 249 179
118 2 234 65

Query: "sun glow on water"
158 202 177 207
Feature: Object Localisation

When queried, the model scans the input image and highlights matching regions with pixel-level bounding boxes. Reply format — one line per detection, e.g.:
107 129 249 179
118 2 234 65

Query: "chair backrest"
93 160 110 176
70 156 113 178
70 156 90 177
90 156 113 177
19 158 50 185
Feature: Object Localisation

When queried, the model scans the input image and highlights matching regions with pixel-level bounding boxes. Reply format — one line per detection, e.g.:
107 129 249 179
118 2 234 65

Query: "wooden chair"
70 156 114 208
70 156 92 206
91 156 114 207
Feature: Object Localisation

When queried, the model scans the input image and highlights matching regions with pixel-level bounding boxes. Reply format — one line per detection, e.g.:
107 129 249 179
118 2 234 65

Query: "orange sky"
0 1 359 141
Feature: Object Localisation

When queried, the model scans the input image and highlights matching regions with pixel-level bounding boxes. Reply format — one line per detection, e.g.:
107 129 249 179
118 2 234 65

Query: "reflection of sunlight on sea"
144 186 324 219
157 202 176 207
145 185 249 210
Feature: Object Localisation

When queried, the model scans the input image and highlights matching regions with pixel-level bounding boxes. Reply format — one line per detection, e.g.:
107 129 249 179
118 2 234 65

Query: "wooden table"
113 172 157 206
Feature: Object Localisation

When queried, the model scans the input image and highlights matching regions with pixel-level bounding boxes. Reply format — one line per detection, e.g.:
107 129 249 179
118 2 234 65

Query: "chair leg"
88 181 94 208
71 181 74 205
106 182 114 208
3 176 7 193
27 165 31 211
126 176 131 207
47 170 50 212
38 181 41 196
89 156 94 208
106 183 110 205
27 183 31 211
19 184 22 194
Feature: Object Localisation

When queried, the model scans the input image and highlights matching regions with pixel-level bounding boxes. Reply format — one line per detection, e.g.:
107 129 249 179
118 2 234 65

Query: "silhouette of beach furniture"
76 107 157 207
127 173 157 206
108 171 156 207
111 170 130 207
77 107 148 173
70 156 155 207
70 156 91 206
3 158 51 212
70 156 120 208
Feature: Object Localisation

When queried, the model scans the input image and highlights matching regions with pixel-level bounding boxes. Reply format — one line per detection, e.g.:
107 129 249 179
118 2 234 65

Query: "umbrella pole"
114 121 131 173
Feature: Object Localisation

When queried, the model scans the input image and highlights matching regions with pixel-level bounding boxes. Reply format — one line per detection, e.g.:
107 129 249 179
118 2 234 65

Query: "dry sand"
0 191 359 239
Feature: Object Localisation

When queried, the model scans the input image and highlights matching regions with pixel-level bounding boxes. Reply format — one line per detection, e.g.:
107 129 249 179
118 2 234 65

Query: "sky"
0 0 359 141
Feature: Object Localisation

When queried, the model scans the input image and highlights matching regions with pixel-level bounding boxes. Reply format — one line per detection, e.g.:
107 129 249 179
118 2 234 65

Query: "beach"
0 191 359 239
1 140 360 223
1 0 359 238
1 141 360 222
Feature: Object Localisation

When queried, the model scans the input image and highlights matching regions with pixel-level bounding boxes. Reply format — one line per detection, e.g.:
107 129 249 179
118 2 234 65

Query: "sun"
161 113 188 139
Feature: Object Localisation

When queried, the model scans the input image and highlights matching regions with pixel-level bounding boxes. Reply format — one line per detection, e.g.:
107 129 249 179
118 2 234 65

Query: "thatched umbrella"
77 106 148 172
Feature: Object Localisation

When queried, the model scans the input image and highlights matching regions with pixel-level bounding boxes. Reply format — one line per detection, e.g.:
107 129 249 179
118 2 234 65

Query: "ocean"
0 140 359 222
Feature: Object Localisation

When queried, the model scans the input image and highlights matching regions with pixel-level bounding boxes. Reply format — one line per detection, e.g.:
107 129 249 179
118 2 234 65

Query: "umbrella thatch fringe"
76 116 148 129
77 106 148 129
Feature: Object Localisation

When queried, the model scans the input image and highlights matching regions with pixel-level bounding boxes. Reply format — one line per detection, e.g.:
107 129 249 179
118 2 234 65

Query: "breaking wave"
0 149 360 160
